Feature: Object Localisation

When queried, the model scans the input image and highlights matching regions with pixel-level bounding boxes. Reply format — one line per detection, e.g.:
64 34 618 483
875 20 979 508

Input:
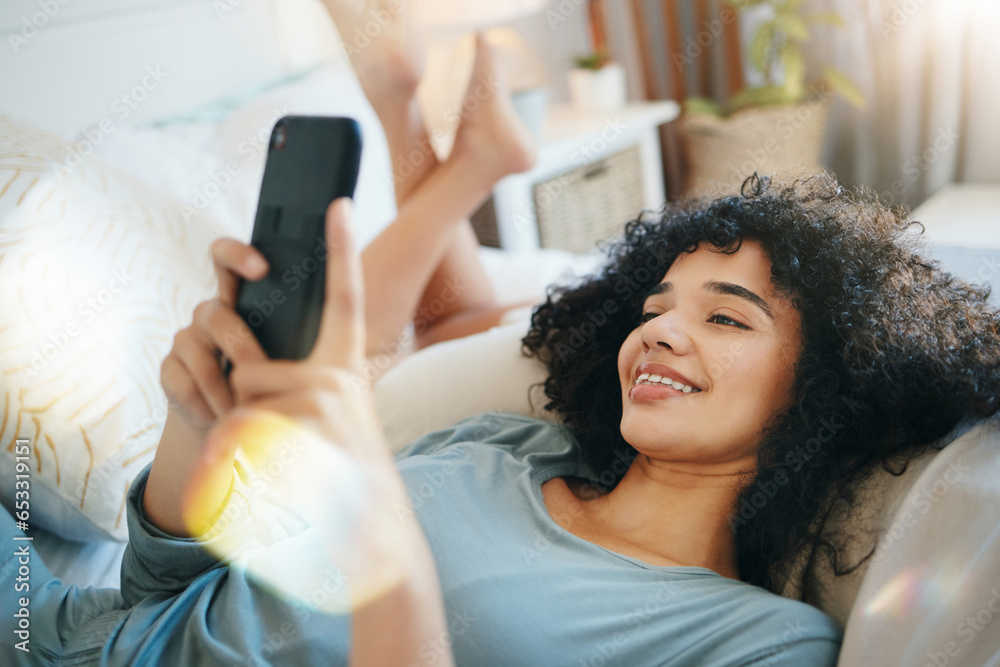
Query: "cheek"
727 344 798 415
617 330 642 385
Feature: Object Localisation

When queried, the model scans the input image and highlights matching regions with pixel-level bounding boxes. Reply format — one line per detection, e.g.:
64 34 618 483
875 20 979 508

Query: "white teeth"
634 371 700 393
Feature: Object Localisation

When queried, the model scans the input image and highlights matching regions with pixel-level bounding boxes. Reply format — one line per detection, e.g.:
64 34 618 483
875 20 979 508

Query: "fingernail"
337 197 354 218
247 254 268 274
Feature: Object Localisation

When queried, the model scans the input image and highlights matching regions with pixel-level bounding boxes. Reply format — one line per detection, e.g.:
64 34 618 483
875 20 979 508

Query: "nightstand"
471 100 681 253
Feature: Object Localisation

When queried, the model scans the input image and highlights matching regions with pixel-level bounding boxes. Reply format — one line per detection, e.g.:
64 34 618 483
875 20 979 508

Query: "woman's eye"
640 311 658 323
708 314 750 330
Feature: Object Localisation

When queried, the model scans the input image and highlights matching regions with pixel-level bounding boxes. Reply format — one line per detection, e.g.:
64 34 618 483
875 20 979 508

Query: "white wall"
505 0 593 103
0 0 594 138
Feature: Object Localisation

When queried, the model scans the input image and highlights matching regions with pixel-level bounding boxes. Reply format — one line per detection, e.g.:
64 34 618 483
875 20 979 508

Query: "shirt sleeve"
105 460 354 666
120 457 311 607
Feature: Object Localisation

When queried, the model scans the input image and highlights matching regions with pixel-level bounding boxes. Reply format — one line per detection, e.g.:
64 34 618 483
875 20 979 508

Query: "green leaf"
573 52 611 70
773 12 809 40
807 11 845 27
750 23 774 74
823 65 867 109
683 97 723 116
779 43 805 100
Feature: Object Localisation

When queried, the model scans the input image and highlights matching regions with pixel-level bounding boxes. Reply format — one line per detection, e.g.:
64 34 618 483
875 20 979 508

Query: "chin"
620 411 674 449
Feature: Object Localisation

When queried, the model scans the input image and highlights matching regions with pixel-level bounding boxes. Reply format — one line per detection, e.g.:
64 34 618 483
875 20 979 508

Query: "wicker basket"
532 145 645 254
680 97 830 196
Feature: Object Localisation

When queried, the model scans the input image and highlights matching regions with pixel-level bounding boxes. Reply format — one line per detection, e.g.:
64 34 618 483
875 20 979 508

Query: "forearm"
144 409 234 537
351 529 453 667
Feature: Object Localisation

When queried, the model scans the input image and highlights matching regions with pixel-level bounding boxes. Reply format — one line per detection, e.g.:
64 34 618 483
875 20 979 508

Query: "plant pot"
567 62 627 113
679 96 831 196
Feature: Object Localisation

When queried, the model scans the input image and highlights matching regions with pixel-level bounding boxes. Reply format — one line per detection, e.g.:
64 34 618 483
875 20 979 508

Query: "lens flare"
863 561 969 620
182 410 414 614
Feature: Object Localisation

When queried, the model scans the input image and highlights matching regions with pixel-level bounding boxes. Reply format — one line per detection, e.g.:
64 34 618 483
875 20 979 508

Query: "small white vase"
567 62 627 113
511 87 550 140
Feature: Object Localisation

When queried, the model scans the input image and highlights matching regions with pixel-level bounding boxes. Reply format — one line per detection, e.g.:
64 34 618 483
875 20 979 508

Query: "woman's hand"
160 236 270 430
145 198 453 666
144 224 272 536
144 198 391 537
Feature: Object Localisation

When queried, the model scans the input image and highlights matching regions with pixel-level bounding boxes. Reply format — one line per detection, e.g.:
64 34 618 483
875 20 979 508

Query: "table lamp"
414 0 549 159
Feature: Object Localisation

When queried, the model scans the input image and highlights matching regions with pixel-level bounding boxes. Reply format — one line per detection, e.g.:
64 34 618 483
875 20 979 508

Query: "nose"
640 310 693 355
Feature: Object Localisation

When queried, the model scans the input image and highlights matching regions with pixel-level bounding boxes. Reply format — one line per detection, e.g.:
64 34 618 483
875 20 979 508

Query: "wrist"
144 410 236 537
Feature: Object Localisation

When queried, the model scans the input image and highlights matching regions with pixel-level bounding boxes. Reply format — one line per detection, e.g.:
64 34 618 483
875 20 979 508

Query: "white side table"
485 100 680 252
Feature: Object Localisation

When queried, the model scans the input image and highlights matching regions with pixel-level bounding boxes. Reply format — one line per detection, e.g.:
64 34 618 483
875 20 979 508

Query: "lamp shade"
414 0 547 33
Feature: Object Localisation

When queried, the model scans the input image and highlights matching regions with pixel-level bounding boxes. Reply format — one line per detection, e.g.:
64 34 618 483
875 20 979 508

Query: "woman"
9 181 1000 666
5 6 1000 667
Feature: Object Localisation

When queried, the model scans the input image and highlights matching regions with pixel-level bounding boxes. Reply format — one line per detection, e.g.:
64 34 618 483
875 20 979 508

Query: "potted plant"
680 0 865 194
568 51 628 113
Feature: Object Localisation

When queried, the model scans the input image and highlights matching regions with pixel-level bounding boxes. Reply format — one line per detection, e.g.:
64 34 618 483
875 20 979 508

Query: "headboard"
0 0 340 136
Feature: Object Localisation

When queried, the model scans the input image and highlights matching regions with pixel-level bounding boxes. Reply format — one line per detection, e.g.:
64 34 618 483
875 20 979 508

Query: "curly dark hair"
521 173 1000 591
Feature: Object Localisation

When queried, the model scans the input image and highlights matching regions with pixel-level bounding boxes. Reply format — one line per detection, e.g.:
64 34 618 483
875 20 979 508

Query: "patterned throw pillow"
0 115 223 541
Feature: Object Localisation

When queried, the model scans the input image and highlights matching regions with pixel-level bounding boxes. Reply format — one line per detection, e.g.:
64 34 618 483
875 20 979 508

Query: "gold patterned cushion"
0 116 223 541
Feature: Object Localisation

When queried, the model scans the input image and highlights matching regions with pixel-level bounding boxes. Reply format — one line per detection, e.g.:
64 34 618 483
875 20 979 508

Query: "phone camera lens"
273 125 288 150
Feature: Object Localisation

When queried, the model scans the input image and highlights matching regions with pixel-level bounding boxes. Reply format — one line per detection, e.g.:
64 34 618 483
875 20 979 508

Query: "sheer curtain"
606 0 1000 208
803 0 1000 208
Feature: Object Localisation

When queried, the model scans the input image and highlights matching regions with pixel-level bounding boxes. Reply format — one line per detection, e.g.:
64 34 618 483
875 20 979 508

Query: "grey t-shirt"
394 412 841 666
0 412 840 666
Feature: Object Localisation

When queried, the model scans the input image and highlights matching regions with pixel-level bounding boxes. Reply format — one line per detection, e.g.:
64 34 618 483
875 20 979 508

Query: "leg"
359 118 533 356
324 0 436 203
325 2 536 358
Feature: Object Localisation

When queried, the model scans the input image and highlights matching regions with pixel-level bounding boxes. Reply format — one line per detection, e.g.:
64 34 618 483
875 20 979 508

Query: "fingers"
192 300 268 366
311 198 366 372
211 238 269 306
160 354 215 424
163 300 269 420
168 326 235 418
229 359 367 407
230 388 386 465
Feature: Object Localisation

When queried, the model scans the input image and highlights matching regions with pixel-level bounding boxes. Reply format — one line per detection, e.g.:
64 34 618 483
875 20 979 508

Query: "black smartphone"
233 115 362 361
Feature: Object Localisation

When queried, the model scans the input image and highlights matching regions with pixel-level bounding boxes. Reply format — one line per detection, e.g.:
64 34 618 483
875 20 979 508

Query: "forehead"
661 240 775 295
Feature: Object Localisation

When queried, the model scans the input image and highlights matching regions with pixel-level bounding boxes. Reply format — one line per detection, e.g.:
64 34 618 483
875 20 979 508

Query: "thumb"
310 198 365 372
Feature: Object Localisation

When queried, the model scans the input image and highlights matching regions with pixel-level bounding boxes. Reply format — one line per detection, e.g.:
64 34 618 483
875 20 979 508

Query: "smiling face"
617 240 803 470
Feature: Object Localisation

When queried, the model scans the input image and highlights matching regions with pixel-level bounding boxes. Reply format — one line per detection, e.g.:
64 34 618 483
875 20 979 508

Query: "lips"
627 362 703 403
633 362 702 391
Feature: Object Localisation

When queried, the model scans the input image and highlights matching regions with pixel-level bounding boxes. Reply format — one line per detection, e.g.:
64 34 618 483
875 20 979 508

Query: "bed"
2 1 999 665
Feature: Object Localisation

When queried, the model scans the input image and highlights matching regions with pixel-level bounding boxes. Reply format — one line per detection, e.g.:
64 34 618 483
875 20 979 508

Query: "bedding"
0 115 222 542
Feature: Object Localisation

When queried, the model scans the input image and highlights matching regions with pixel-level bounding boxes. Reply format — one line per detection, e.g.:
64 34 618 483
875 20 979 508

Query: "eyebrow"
644 280 774 320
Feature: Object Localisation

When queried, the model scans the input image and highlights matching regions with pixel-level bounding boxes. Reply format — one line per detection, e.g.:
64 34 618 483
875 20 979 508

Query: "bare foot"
450 34 538 181
323 0 426 104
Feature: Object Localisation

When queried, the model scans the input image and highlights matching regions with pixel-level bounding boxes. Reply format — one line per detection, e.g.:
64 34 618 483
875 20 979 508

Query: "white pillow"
88 59 398 249
0 116 223 541
373 312 557 453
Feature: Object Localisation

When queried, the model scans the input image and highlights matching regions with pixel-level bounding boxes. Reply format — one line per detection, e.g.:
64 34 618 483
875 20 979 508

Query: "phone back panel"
236 115 362 360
